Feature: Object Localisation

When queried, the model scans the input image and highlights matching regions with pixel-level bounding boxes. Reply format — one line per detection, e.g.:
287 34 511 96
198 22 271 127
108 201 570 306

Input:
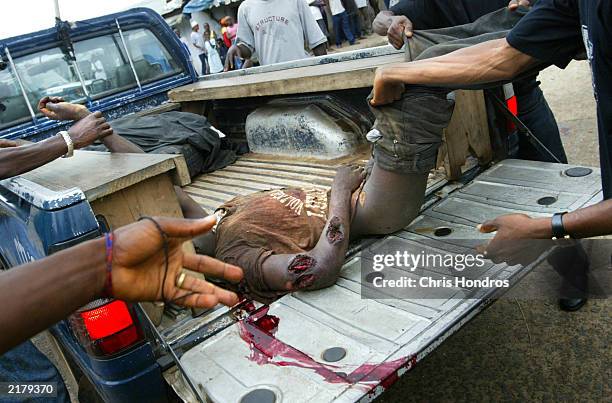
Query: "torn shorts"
367 7 528 174
367 88 454 174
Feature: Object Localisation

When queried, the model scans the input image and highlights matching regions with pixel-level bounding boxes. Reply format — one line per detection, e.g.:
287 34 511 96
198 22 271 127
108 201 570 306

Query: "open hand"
477 213 553 265
110 216 243 309
38 97 90 121
67 111 113 149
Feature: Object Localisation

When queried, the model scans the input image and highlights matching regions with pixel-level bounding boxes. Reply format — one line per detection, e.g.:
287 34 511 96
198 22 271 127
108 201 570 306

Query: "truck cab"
0 7 196 143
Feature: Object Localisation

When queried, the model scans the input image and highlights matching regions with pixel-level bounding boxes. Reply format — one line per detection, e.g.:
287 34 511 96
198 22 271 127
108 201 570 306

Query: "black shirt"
507 0 612 198
390 0 509 28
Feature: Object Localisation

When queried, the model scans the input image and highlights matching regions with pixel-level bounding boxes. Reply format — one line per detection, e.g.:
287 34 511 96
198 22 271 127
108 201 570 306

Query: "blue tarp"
183 0 216 13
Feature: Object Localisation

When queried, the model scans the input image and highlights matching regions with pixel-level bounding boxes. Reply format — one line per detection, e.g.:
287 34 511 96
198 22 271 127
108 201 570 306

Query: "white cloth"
204 40 224 73
236 0 327 65
305 0 323 20
190 31 205 55
329 0 345 15
355 0 368 8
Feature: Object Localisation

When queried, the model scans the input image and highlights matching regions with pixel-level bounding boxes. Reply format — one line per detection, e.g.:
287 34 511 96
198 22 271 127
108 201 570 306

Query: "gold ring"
176 272 186 289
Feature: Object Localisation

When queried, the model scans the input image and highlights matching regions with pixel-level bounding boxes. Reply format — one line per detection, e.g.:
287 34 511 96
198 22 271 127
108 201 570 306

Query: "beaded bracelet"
102 232 114 297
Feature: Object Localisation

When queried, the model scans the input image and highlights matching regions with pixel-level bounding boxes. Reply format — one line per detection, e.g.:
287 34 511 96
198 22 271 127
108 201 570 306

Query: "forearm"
0 135 67 180
562 200 612 239
312 43 327 56
373 10 393 36
262 187 353 291
381 38 535 88
101 134 144 153
236 44 252 60
0 238 105 353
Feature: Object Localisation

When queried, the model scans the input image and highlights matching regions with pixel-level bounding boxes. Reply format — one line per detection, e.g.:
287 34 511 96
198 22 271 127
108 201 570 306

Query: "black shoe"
559 298 587 311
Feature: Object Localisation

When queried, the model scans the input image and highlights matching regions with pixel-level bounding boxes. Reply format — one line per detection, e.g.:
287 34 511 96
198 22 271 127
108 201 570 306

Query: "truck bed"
175 158 601 402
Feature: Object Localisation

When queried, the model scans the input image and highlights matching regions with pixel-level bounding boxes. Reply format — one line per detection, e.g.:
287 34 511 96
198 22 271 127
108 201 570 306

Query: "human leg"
352 87 455 236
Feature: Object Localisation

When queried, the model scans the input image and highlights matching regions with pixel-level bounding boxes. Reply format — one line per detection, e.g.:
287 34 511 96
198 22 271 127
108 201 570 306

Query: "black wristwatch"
551 212 571 240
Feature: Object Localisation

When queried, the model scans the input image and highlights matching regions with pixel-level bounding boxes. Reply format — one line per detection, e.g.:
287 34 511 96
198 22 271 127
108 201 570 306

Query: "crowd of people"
0 0 611 399
175 0 383 75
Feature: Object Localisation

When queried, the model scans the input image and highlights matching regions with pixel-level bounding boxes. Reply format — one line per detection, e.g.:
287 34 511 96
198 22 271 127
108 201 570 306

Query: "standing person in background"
190 20 208 76
329 0 356 48
221 16 242 70
307 0 330 41
205 31 225 74
225 0 327 68
355 0 373 35
174 28 193 65
343 0 363 39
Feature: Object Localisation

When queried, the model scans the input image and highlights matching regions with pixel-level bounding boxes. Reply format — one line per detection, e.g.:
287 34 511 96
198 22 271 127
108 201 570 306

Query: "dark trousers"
0 341 69 402
198 53 208 75
515 78 568 163
333 12 355 46
348 12 361 38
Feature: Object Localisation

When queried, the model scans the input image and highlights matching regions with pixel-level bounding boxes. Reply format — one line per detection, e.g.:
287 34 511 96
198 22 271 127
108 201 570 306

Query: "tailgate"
176 159 601 402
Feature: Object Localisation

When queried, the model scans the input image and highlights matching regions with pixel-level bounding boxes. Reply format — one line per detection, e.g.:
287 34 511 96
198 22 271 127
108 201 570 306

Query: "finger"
173 291 219 309
183 253 243 283
38 97 50 110
91 111 103 119
156 215 218 238
180 276 240 307
99 129 114 138
475 242 489 255
99 122 111 131
477 220 498 233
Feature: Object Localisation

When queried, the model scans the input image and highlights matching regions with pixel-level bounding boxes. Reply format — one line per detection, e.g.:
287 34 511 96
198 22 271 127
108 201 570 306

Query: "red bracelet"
102 232 114 297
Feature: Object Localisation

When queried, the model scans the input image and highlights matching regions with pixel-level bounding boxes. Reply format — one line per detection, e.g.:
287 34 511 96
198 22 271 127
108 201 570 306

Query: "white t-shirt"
329 0 345 16
237 0 327 65
304 0 323 20
190 31 205 55
355 0 368 8
204 40 224 73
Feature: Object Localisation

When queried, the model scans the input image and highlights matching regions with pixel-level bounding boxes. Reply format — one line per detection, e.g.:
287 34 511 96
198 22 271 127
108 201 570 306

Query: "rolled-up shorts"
366 6 530 175
367 87 454 174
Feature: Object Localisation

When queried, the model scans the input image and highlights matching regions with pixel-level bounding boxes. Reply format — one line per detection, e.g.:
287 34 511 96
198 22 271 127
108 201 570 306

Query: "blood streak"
326 216 345 244
237 306 417 390
288 254 316 273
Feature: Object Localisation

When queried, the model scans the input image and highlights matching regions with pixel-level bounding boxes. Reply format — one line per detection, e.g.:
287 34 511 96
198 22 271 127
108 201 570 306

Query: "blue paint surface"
0 8 195 401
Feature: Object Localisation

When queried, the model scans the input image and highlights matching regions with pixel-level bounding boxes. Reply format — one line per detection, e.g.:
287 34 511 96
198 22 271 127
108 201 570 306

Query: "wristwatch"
58 131 74 158
551 212 571 240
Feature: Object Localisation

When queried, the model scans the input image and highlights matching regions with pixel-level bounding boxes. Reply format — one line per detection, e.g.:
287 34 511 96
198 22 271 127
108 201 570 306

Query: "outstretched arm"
261 166 365 292
0 216 243 354
371 38 539 106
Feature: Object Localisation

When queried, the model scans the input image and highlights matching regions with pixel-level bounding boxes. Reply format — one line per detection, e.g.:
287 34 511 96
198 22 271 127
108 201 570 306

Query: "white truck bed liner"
177 159 601 402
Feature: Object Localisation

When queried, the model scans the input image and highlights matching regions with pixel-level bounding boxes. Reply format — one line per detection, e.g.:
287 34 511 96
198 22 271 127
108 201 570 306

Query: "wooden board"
20 151 191 202
168 53 406 102
90 173 184 229
438 90 492 179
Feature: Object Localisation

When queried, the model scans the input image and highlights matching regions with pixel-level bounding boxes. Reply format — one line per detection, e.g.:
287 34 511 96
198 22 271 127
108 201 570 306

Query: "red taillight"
70 299 143 357
503 83 518 132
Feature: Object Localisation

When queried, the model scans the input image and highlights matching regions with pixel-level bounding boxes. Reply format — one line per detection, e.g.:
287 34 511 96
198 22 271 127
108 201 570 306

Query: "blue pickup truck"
0 6 603 403
0 7 197 402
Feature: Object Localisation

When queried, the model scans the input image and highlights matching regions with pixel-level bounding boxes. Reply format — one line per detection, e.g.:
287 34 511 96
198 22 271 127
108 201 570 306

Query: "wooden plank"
168 53 406 102
20 151 189 201
441 90 491 179
90 173 184 229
